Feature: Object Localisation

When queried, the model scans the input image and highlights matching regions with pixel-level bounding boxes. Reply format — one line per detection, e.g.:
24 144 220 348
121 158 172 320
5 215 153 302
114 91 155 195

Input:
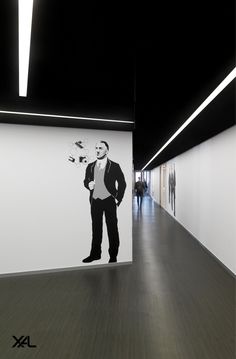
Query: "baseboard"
185 229 236 278
150 195 236 278
0 261 133 278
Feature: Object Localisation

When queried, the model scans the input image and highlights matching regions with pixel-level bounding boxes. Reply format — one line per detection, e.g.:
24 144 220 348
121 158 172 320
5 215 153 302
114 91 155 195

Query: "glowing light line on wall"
141 67 236 171
0 110 134 124
19 0 34 97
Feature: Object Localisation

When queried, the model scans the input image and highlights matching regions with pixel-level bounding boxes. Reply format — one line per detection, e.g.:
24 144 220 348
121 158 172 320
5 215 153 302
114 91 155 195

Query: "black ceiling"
0 0 235 169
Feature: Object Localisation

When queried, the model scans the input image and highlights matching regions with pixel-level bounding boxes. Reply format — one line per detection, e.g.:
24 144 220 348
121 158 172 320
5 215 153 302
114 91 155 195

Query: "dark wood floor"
0 196 235 359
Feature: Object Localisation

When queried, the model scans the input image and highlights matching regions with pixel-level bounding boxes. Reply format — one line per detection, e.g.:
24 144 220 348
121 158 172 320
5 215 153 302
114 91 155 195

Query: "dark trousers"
90 196 119 259
136 193 143 206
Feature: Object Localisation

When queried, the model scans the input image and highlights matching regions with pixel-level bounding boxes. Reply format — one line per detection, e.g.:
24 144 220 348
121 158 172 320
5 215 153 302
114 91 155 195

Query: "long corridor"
0 196 235 359
132 195 235 358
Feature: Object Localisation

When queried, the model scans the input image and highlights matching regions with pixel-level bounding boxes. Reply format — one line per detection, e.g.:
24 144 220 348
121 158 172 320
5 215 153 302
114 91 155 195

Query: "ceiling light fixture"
19 0 34 97
0 110 134 124
141 67 236 171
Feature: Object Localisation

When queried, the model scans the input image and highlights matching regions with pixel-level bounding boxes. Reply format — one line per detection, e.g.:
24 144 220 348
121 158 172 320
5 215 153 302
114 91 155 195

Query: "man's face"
95 142 108 159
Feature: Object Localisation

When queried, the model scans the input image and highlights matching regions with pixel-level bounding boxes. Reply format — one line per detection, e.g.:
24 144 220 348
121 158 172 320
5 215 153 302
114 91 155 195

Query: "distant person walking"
134 177 145 207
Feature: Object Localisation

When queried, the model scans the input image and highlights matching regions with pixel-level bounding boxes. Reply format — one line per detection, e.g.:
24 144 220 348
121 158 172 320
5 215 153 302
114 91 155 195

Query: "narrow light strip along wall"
141 67 236 171
19 0 34 97
0 110 134 124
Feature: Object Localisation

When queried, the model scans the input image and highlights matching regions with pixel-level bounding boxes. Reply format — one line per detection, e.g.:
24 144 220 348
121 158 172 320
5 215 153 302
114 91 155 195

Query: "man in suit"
83 141 126 263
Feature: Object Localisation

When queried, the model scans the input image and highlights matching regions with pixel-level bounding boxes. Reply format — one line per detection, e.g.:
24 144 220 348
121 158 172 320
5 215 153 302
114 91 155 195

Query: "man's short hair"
100 141 109 151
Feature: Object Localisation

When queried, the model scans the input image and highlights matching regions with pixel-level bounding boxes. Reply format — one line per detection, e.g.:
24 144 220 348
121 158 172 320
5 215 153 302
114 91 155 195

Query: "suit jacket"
84 158 126 205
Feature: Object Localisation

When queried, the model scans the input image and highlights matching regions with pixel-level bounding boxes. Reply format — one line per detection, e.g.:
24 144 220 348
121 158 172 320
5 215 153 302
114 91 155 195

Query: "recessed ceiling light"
0 110 134 124
19 0 34 97
141 67 236 171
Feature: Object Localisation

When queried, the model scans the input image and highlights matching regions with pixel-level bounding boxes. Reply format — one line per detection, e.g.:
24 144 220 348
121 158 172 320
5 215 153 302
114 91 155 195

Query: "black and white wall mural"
0 124 132 274
68 139 127 264
68 140 90 166
168 163 176 216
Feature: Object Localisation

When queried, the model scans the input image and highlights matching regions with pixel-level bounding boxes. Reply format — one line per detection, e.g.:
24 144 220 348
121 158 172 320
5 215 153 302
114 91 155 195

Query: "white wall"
150 126 236 274
150 167 160 203
0 124 133 275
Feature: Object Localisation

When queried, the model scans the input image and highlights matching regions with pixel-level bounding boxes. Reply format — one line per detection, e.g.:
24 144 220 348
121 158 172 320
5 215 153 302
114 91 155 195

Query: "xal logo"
12 336 37 348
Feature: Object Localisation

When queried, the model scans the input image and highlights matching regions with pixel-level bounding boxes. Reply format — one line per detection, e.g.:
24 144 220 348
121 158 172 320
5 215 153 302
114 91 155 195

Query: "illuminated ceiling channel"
141 67 236 171
19 0 34 97
0 110 134 124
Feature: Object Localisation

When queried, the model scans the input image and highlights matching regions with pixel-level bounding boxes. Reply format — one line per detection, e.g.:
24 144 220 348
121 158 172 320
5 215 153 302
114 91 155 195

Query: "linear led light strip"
19 0 34 97
141 67 236 171
0 110 134 124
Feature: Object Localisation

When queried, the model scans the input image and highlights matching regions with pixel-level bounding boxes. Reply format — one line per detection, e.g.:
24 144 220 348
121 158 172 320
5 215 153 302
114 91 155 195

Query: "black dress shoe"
82 255 101 263
109 258 117 263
